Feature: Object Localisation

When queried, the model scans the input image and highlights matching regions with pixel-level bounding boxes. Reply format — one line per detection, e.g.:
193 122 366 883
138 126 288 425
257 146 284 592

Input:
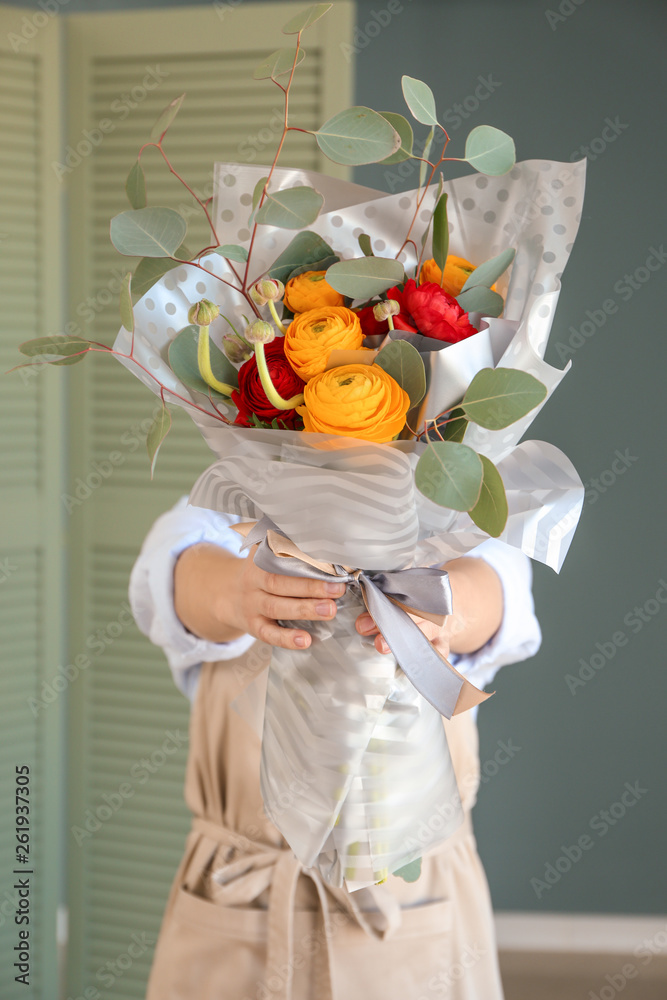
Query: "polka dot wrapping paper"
113 159 587 573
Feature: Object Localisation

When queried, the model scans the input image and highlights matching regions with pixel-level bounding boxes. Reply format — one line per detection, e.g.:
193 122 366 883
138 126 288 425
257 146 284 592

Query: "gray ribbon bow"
242 517 465 719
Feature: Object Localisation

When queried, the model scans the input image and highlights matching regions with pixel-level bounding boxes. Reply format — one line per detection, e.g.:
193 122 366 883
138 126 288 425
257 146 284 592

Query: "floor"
499 950 667 999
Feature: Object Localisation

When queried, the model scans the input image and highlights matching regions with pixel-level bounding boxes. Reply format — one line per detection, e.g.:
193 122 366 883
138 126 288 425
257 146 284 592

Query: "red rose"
387 279 478 344
231 337 305 429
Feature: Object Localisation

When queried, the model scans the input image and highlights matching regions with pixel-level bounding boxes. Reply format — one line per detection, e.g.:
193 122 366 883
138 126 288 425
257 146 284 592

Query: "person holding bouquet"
129 498 541 999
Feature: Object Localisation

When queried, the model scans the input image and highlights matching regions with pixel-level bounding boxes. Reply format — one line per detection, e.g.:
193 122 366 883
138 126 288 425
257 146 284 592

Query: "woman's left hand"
355 612 451 659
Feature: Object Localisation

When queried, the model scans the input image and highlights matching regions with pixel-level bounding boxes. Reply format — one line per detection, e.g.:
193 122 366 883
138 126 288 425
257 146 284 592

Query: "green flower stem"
387 315 395 331
197 326 235 396
268 299 287 334
254 342 304 410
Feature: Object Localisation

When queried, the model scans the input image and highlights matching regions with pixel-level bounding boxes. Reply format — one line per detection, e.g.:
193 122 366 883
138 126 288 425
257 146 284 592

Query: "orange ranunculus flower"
284 306 365 381
297 364 410 443
420 255 480 297
283 270 345 313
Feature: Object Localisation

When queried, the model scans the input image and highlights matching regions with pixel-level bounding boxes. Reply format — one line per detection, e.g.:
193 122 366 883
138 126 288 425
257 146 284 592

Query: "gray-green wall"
10 0 666 914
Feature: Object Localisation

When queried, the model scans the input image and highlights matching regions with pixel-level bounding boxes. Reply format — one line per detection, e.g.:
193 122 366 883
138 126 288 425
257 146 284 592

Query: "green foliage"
456 285 505 317
469 455 508 536
325 256 404 299
374 340 426 408
461 368 547 429
431 192 449 273
131 244 190 297
315 107 401 165
419 127 435 190
286 254 339 279
464 125 515 176
119 272 134 333
460 248 515 293
439 407 468 443
282 3 332 33
146 400 171 479
401 76 439 126
125 160 146 209
253 47 305 81
110 206 187 258
415 441 483 511
18 334 98 367
212 244 249 263
267 231 336 283
168 325 238 399
251 176 269 221
378 112 414 164
255 186 324 229
393 857 422 883
358 233 373 257
149 93 185 142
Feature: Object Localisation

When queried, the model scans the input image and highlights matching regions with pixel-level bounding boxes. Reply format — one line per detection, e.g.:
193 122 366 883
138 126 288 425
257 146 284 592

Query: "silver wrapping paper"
259 584 462 890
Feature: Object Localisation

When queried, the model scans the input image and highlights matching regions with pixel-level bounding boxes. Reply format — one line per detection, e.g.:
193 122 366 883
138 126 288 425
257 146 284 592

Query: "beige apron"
146 643 505 1000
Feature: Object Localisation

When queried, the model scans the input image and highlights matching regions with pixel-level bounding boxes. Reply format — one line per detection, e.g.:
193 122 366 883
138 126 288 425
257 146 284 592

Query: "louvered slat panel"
66 8 353 998
0 51 41 492
0 25 61 995
0 549 43 997
79 545 190 998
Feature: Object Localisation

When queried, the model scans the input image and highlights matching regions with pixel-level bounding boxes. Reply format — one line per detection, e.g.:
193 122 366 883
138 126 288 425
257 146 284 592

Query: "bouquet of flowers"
15 3 586 889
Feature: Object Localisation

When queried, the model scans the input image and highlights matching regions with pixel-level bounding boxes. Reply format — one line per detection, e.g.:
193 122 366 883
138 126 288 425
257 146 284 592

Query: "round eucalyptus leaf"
326 256 404 299
415 441 483 512
401 75 438 126
460 248 516 293
132 245 190 298
469 454 508 537
255 186 324 229
456 285 505 317
110 207 186 258
283 3 332 33
146 401 171 479
212 244 249 263
464 125 515 176
125 160 146 209
267 231 335 283
379 112 414 164
150 93 185 141
461 367 547 429
315 107 400 165
253 47 305 80
374 340 426 407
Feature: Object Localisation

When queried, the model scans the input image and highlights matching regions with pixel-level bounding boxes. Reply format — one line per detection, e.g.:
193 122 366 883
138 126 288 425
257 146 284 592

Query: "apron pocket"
334 898 454 1000
147 884 270 1000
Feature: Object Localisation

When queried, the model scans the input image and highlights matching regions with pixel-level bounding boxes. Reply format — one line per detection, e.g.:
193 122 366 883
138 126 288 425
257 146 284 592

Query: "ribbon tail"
360 579 491 719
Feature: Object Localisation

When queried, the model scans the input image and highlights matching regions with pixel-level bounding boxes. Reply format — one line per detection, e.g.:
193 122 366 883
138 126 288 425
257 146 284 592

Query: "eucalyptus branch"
78 345 233 424
242 31 304 292
396 135 453 262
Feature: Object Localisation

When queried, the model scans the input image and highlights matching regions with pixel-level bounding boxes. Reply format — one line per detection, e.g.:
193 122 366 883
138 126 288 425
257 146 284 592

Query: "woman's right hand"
173 542 346 650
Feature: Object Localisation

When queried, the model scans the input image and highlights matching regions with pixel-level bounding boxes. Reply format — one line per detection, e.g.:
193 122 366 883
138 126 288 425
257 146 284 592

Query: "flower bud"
249 278 284 306
223 333 254 364
188 299 220 326
373 299 400 322
244 320 276 345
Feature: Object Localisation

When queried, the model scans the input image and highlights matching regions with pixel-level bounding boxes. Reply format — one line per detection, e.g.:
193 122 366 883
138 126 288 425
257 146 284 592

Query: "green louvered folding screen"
64 6 353 997
0 9 65 1000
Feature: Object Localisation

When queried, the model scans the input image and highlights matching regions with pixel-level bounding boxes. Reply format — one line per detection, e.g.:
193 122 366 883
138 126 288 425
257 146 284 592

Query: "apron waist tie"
190 813 473 1000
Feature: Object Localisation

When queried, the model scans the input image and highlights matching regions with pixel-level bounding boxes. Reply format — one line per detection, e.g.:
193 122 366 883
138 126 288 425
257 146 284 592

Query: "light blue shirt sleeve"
129 497 541 703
